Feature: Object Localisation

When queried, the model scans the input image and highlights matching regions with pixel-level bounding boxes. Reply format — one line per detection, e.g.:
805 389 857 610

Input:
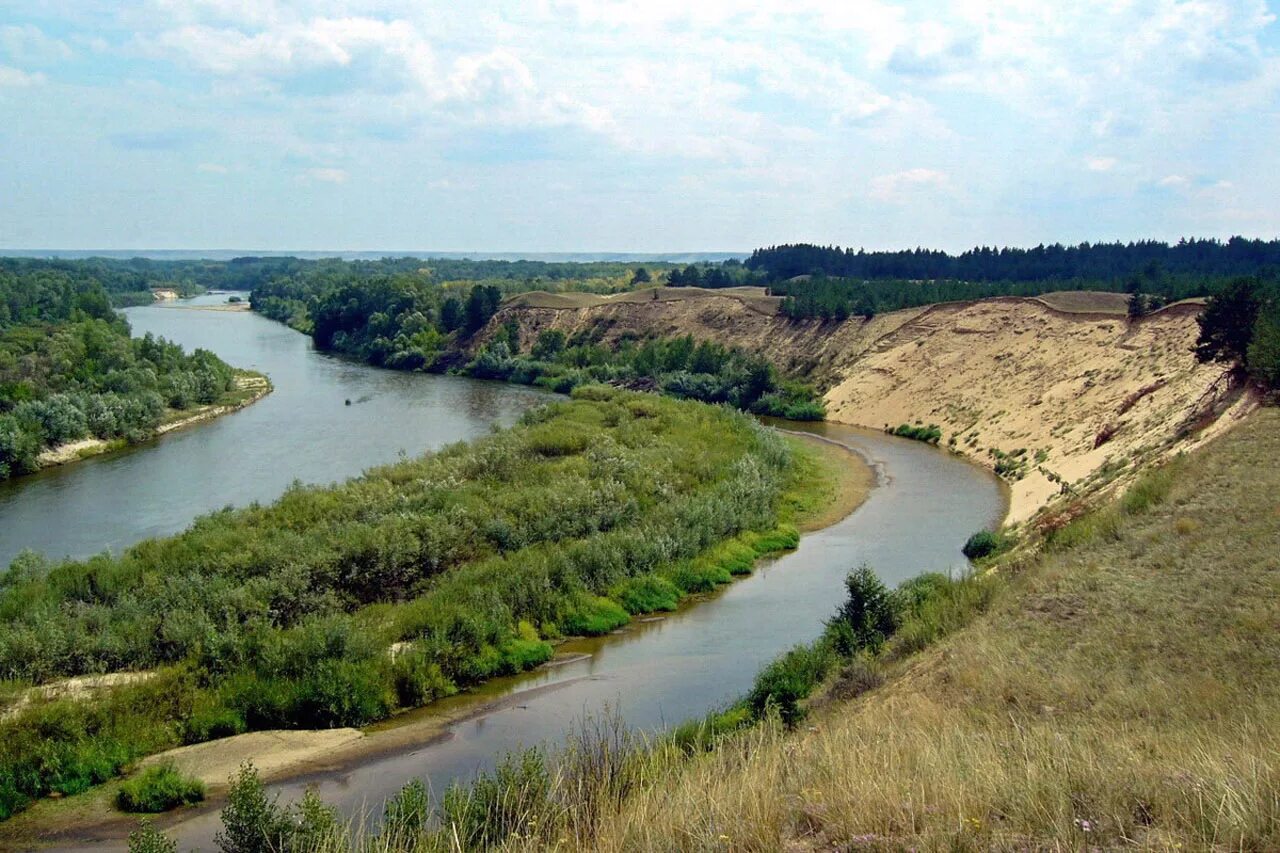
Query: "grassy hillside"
591 407 1280 850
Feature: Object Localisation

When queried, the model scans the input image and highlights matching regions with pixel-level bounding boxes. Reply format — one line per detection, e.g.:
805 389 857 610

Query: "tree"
1127 292 1150 320
464 285 502 334
826 565 898 656
1248 304 1280 389
531 329 566 360
1196 277 1261 366
630 267 651 285
440 296 463 332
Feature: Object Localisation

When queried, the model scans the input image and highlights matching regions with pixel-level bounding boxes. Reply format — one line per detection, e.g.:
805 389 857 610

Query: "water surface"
0 294 547 566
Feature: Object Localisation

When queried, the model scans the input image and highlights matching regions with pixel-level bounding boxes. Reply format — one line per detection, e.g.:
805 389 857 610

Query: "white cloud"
197 162 229 173
1087 157 1117 172
0 25 73 65
1158 174 1191 188
869 168 950 202
0 65 44 87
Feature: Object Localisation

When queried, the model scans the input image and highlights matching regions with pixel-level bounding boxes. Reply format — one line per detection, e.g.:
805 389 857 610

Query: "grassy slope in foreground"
595 407 1280 850
0 387 860 826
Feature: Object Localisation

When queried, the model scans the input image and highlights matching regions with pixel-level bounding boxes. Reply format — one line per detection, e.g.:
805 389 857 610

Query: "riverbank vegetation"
0 389 836 823
0 265 246 481
466 331 825 420
194 406 1280 851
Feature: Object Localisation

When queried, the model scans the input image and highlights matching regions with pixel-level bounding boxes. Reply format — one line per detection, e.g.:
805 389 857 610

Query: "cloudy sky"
1 0 1278 252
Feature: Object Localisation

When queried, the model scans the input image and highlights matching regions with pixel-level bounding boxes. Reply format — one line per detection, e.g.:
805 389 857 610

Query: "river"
0 294 549 568
7 295 1007 850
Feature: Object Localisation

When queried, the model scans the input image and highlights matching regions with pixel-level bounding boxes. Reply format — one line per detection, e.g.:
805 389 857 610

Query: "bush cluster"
468 332 826 420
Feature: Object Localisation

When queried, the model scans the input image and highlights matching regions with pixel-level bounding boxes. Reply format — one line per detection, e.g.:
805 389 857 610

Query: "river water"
9 295 1007 850
0 295 548 568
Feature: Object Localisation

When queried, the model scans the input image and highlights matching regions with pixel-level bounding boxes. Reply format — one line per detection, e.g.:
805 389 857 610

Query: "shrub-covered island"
0 387 839 820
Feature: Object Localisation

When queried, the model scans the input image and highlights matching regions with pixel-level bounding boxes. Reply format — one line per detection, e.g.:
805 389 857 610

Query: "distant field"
504 286 782 315
1034 290 1131 314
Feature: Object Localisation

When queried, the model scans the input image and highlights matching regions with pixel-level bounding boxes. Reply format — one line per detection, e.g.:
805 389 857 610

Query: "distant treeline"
747 238 1280 283
0 262 240 480
769 268 1228 322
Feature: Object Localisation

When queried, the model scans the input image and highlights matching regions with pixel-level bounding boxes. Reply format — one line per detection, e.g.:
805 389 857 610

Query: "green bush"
892 423 943 445
961 529 1010 560
116 762 205 813
826 565 899 656
611 575 681 614
562 595 630 636
441 749 551 849
747 642 835 726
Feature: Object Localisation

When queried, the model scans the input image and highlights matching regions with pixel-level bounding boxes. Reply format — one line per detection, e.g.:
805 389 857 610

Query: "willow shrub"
0 389 803 819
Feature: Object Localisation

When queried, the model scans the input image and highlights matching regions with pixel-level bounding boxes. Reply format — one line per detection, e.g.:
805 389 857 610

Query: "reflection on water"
0 294 548 567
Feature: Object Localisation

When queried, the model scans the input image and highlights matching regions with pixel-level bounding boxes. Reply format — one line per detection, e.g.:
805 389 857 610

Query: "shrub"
215 764 290 853
116 762 205 813
441 749 551 849
127 819 177 853
183 704 246 745
383 778 430 838
892 422 943 444
825 565 899 656
747 642 834 726
391 649 459 708
961 529 1010 560
611 575 681 614
562 595 630 636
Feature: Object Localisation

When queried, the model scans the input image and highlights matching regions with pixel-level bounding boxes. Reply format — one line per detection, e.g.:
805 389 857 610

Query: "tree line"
468 328 825 420
747 237 1280 283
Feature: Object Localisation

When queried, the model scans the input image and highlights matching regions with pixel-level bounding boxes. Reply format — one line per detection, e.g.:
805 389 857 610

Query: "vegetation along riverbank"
0 387 863 832
0 261 266 482
163 402 1280 852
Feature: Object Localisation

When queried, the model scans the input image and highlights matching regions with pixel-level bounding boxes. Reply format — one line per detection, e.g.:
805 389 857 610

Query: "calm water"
16 299 1007 850
0 294 548 567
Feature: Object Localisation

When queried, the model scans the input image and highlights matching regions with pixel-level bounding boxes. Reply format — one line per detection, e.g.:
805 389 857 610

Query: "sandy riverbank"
32 373 272 472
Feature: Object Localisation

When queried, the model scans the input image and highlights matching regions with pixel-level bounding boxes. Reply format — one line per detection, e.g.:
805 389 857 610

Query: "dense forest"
0 263 242 480
745 238 1280 322
747 238 1280 283
0 389 811 820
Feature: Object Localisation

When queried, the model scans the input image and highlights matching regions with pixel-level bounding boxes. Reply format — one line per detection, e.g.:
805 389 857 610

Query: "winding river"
5 295 1007 850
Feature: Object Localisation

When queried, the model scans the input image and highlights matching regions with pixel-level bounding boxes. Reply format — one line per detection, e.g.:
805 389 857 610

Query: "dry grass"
583 407 1280 851
174 410 1279 852
1036 290 1132 315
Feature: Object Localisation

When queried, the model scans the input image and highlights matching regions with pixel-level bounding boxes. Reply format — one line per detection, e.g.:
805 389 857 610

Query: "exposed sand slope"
486 290 1256 524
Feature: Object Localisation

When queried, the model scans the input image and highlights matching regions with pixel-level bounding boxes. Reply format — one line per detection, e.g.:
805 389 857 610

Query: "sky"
0 0 1278 253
